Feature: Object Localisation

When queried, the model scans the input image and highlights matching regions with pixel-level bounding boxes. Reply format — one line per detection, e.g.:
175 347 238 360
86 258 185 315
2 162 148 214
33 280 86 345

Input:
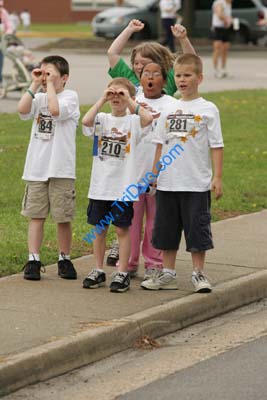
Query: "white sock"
96 268 105 273
163 268 176 276
59 253 70 261
29 253 40 262
117 271 128 276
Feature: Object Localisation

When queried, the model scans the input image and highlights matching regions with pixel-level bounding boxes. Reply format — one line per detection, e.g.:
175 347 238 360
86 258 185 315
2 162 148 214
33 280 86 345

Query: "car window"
232 0 255 8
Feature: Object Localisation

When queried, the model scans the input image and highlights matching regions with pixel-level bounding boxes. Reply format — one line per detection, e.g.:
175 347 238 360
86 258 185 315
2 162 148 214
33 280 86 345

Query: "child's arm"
171 24 196 54
44 66 62 116
211 147 223 199
17 68 42 114
152 143 163 177
107 19 145 68
82 88 113 127
123 91 153 127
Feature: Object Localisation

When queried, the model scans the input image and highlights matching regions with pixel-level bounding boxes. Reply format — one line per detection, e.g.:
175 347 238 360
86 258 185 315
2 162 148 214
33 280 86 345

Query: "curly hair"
130 42 175 72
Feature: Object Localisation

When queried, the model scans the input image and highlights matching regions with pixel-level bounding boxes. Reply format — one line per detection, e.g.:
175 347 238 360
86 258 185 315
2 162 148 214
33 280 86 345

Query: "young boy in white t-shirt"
18 55 80 281
82 77 152 293
141 54 224 293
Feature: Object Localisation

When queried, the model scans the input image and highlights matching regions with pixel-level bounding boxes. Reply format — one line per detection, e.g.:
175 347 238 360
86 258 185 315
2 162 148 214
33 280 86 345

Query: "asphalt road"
120 336 267 400
3 298 267 400
1 43 267 113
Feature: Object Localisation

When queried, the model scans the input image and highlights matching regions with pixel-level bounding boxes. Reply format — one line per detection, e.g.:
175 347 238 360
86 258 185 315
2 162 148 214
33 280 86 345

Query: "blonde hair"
131 42 175 72
174 54 203 75
108 77 136 97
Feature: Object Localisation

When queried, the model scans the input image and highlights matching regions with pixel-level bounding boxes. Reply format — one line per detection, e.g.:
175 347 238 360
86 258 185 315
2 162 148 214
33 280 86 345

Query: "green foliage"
0 90 266 276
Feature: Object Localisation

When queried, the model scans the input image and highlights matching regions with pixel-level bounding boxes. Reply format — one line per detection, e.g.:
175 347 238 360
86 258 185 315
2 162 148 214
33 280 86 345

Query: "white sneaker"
191 271 212 293
214 70 223 79
143 268 162 281
141 271 178 290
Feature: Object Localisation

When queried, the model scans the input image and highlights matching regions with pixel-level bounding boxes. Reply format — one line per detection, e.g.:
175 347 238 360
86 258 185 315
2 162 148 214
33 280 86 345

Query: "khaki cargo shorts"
21 178 76 223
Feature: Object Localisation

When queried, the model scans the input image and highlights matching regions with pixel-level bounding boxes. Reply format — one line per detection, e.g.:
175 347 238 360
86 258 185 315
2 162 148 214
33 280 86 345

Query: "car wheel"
131 24 151 40
231 25 249 44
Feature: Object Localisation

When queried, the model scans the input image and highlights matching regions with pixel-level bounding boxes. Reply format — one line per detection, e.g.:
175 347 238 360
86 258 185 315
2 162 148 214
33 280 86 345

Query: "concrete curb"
1 269 267 396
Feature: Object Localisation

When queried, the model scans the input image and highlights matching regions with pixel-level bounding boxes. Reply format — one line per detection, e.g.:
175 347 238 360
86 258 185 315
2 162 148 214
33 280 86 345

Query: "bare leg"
212 40 222 69
191 251 206 272
116 226 130 273
221 42 230 69
57 222 72 255
93 228 108 268
162 249 177 270
28 218 45 253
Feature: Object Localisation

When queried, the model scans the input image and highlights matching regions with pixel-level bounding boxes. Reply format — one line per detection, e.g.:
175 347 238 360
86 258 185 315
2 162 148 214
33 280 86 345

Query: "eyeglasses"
142 71 162 78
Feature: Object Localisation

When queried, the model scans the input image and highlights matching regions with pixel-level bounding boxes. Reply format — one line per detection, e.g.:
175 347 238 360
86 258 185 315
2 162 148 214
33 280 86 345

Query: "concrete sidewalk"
0 210 267 396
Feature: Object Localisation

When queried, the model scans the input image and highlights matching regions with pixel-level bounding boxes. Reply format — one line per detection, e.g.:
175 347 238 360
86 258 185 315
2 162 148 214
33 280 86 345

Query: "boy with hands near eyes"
18 55 80 281
82 77 152 293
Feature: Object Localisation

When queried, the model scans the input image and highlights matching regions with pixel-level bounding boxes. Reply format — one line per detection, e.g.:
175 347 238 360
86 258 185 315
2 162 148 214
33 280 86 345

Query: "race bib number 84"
35 113 55 140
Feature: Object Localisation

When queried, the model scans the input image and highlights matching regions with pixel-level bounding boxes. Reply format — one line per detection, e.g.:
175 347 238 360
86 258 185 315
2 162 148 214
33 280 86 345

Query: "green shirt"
108 58 177 96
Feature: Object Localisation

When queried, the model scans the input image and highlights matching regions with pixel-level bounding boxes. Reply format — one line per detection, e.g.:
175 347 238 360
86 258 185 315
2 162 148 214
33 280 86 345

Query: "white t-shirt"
20 11 31 27
160 0 181 19
212 0 232 28
20 90 80 181
83 113 147 201
153 97 224 192
136 93 179 181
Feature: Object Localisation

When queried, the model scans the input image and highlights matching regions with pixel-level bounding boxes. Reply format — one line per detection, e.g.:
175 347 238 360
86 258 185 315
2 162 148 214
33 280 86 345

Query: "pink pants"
128 193 163 271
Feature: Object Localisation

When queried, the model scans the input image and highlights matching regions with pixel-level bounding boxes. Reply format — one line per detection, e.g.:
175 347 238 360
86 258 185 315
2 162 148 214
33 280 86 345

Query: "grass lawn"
0 89 267 277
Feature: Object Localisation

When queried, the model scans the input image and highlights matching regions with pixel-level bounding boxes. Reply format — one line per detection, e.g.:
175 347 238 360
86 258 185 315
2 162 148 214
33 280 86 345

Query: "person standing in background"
160 0 181 52
20 9 31 31
0 0 13 90
211 0 233 78
9 11 20 33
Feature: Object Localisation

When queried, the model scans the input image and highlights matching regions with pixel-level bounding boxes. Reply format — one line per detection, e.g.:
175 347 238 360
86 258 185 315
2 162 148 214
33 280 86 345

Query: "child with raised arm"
141 54 224 293
18 55 80 281
82 77 152 293
108 19 195 97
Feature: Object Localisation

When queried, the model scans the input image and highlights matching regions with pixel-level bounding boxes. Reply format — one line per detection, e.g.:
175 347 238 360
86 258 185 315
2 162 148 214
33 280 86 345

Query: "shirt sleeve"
108 58 139 86
18 97 38 121
152 113 167 145
207 105 224 148
54 91 80 122
165 69 178 96
82 112 104 137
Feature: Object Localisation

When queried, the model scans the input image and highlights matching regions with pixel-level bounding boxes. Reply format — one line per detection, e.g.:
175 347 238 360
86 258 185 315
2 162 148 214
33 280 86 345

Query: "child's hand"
31 68 43 85
171 24 187 39
211 177 223 200
117 87 131 101
104 87 116 101
128 19 145 33
43 66 59 84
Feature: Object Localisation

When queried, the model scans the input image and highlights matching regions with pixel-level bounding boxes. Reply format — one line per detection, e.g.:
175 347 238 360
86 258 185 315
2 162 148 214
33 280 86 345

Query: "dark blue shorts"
87 199 134 228
152 190 214 252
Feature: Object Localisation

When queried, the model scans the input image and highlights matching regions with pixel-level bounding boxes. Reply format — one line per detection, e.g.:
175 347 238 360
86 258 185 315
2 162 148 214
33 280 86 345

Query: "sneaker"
143 268 162 281
128 268 138 278
58 259 77 280
191 271 212 293
106 243 119 266
83 269 106 289
110 272 130 293
23 260 44 280
141 271 178 290
214 70 223 79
